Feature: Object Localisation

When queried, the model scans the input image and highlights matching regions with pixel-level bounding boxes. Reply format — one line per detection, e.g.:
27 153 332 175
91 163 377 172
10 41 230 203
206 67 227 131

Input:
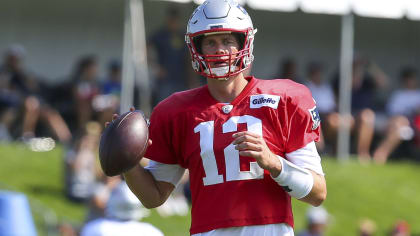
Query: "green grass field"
0 143 419 235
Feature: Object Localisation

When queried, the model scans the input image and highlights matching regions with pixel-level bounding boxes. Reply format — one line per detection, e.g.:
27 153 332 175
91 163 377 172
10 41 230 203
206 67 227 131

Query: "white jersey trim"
286 141 324 176
145 161 186 187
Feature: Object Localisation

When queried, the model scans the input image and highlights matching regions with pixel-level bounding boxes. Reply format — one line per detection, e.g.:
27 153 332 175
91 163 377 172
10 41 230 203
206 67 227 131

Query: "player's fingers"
130 107 135 112
148 139 152 146
232 133 260 145
235 142 262 151
239 150 261 159
232 131 260 139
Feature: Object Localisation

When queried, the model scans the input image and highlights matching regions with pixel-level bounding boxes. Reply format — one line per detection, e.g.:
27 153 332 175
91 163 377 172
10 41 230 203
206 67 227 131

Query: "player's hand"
232 131 282 177
104 108 152 146
105 107 137 127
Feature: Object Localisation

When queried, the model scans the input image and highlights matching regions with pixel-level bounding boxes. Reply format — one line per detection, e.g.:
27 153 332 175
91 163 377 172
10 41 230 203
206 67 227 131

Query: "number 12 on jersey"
194 115 265 186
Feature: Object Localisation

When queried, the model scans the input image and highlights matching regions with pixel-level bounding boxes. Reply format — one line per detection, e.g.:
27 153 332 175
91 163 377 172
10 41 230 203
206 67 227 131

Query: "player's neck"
206 73 248 103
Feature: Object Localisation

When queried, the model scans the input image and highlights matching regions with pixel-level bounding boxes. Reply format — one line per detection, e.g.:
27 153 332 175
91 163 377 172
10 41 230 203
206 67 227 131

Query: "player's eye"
203 40 215 47
223 39 234 45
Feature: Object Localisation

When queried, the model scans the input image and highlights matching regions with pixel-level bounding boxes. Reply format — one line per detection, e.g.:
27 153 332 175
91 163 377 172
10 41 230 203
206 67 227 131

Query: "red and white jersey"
145 77 320 234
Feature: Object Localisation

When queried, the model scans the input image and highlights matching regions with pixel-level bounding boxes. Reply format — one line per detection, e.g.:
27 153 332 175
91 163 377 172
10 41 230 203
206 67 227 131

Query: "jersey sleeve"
286 141 324 175
285 84 321 153
144 104 178 165
145 160 186 187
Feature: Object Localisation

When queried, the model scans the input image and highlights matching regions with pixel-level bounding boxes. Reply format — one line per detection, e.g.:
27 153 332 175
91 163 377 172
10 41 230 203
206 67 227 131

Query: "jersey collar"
204 76 257 106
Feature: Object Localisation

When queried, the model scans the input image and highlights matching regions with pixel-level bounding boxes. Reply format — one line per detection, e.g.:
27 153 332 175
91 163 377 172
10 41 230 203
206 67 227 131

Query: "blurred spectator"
80 181 163 236
390 220 411 236
359 218 377 236
304 62 345 153
65 121 102 202
148 6 199 106
415 115 420 148
0 44 72 143
58 222 78 236
85 175 122 223
333 57 389 162
372 67 420 164
298 206 329 236
277 57 303 83
93 59 122 127
71 55 101 133
0 46 21 142
101 60 122 99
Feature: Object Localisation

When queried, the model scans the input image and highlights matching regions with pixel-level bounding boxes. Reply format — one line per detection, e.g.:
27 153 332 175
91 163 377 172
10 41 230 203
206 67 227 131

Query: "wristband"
271 156 314 199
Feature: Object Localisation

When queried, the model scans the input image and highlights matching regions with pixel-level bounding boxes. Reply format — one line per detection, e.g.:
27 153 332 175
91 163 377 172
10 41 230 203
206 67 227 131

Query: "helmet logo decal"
210 25 223 29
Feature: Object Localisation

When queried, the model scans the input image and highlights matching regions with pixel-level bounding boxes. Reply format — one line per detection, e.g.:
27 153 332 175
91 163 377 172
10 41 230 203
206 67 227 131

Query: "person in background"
278 58 303 84
0 44 72 143
65 121 102 202
390 220 411 236
148 6 199 106
304 62 346 153
359 218 377 236
84 175 122 223
71 55 101 134
93 59 122 127
297 206 329 236
80 181 163 236
333 57 389 163
372 67 420 164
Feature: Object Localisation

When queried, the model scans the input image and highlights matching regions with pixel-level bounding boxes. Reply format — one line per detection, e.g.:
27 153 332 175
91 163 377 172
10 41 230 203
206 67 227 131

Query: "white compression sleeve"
145 161 186 187
271 156 314 199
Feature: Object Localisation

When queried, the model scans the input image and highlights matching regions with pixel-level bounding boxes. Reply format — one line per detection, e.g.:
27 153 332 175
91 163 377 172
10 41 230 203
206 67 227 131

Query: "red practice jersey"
145 77 320 234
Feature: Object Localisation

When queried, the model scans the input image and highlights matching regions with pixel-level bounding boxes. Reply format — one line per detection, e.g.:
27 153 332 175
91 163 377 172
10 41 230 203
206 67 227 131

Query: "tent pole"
130 0 152 116
337 13 354 162
120 0 135 113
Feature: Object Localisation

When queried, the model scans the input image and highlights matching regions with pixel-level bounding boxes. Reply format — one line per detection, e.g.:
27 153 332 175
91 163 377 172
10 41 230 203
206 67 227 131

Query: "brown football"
99 110 149 176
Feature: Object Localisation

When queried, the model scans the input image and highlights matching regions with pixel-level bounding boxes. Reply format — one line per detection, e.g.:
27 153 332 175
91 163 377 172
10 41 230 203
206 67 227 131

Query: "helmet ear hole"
232 32 245 50
193 35 204 54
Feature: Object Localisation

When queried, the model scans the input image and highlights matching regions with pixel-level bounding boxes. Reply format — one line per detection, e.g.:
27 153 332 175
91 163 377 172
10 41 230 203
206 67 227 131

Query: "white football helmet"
185 0 257 80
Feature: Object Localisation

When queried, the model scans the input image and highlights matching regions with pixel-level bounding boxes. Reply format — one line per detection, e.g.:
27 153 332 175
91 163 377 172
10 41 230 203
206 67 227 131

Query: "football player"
123 0 327 235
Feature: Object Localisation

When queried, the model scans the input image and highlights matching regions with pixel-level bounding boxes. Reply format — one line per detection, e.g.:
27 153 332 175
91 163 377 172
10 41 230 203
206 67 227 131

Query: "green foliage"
0 144 419 236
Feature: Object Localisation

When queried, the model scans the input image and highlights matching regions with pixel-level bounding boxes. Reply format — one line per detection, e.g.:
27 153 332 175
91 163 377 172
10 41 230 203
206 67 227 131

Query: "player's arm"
233 132 326 206
271 141 326 206
123 150 186 209
123 163 175 209
299 169 326 206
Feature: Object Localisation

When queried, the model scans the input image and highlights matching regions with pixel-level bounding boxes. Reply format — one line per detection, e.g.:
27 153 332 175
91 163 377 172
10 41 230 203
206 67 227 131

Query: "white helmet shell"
187 0 253 34
185 0 257 79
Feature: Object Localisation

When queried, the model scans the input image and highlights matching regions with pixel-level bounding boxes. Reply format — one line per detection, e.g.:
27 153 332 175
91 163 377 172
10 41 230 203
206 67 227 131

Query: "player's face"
200 33 240 68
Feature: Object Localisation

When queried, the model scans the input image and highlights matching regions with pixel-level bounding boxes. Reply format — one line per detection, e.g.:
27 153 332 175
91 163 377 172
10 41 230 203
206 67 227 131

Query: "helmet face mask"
185 0 256 80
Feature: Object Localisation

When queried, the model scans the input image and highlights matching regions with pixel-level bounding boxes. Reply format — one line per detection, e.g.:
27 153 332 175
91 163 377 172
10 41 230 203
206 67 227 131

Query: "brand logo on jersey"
308 106 321 130
250 94 280 109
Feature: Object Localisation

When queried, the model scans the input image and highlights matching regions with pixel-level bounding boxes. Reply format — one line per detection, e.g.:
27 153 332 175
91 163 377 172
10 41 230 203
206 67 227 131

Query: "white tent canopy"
162 0 420 19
